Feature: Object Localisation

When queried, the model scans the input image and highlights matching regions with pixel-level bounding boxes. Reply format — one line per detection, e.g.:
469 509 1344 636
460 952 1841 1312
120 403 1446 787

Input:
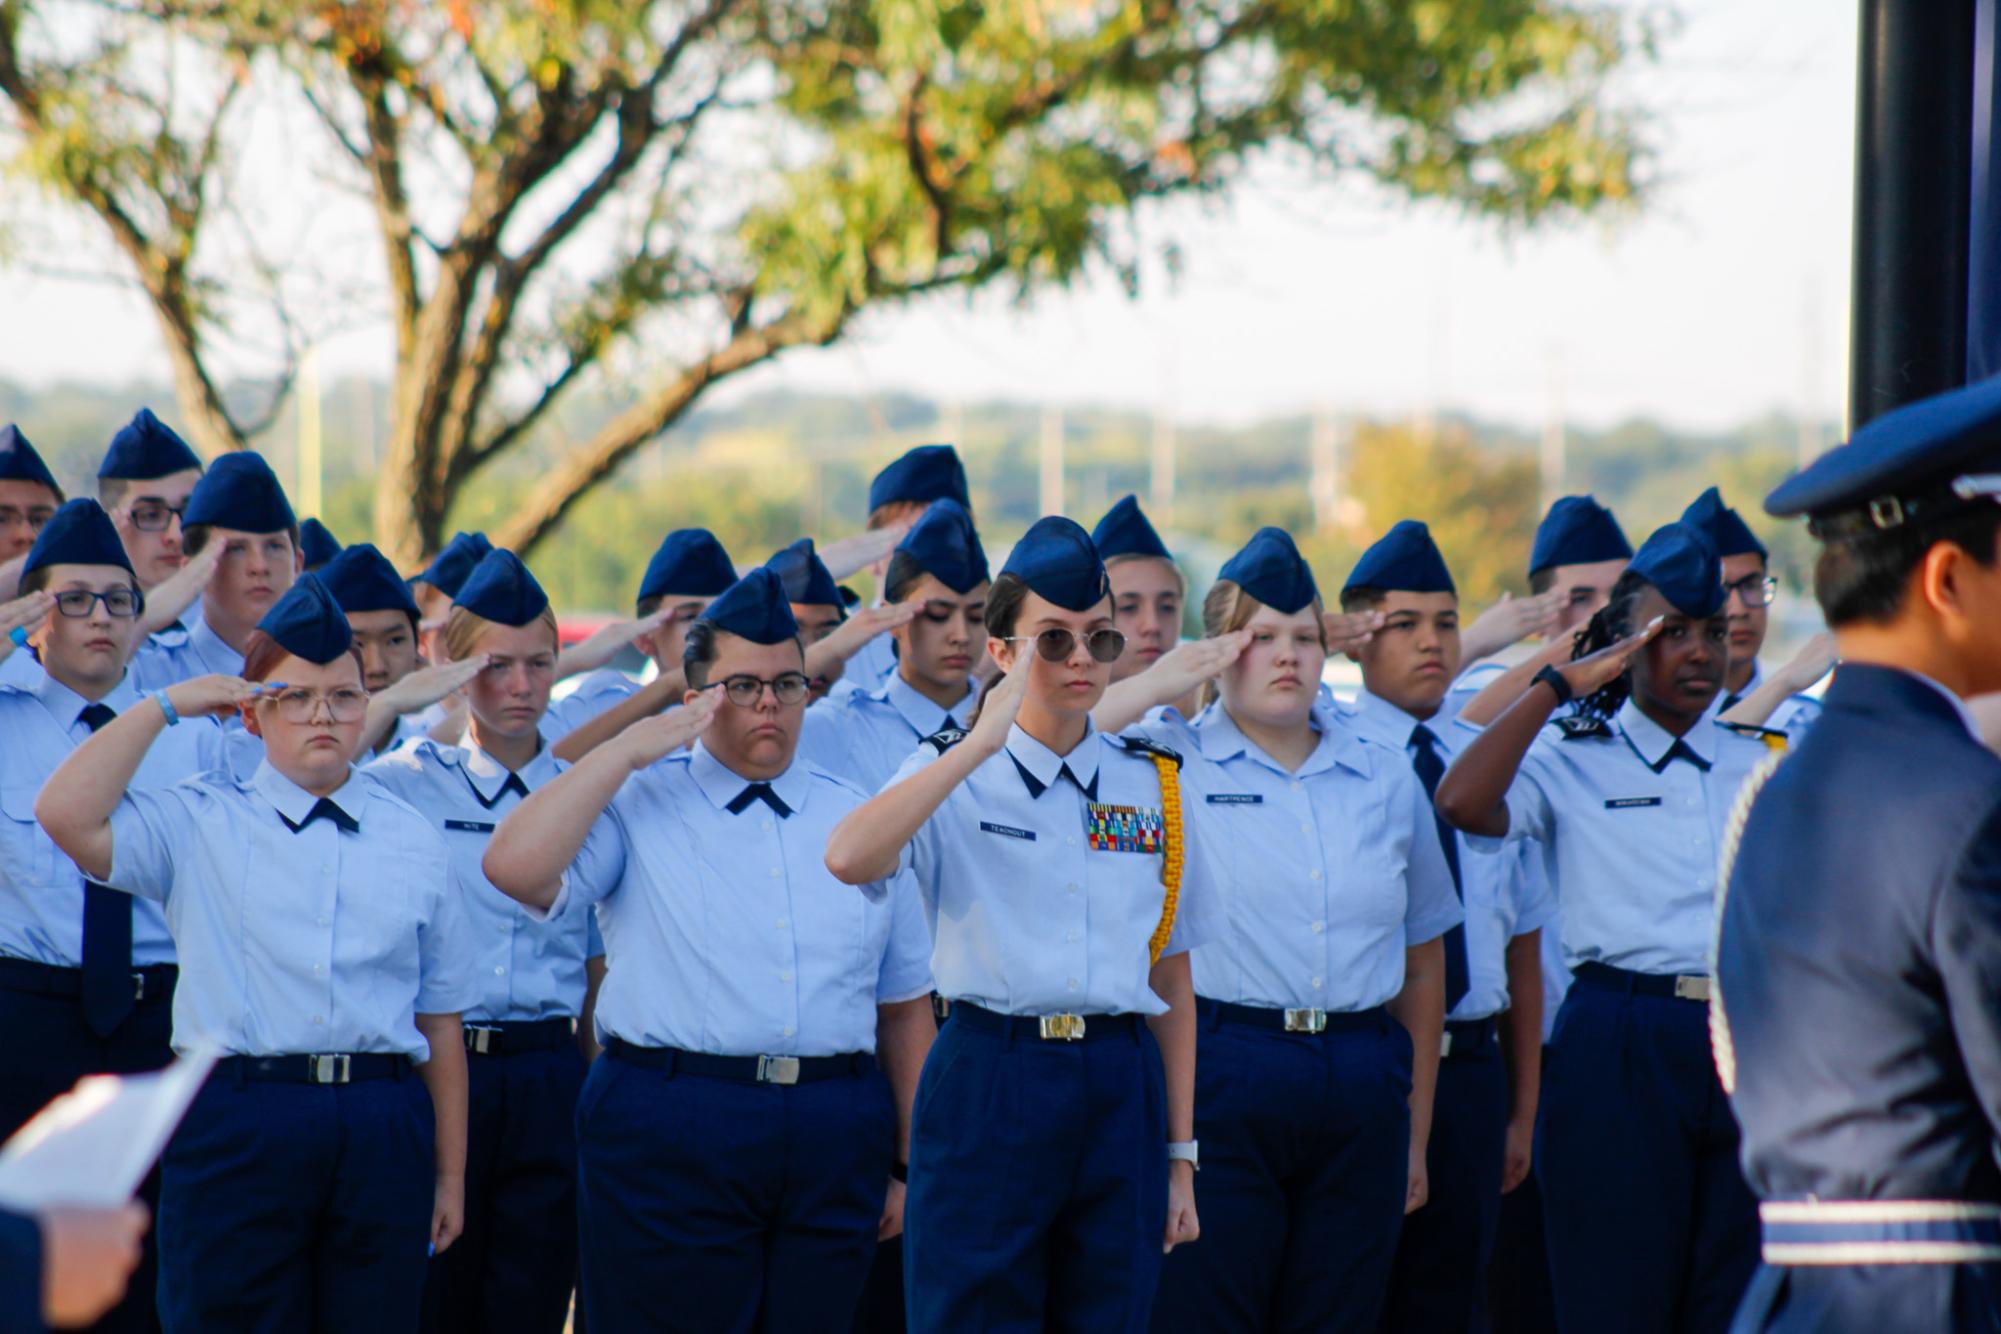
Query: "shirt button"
1309 868 1322 880
1066 883 1080 895
319 864 330 874
761 820 773 832
769 867 781 878
1299 822 1311 834
311 963 324 975
1311 921 1325 934
316 917 329 928
1067 835 1078 847
782 1026 795 1038
1067 978 1080 991
311 1015 324 1026
776 918 789 930
1065 930 1079 942
1311 976 1324 989
494 966 506 976
1290 780 1302 791
780 972 792 983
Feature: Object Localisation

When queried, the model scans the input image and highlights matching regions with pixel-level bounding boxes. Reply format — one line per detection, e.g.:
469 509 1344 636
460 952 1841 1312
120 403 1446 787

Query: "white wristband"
1166 1140 1199 1170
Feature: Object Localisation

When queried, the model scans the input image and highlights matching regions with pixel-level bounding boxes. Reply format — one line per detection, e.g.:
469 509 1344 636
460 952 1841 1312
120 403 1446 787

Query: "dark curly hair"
1567 569 1653 721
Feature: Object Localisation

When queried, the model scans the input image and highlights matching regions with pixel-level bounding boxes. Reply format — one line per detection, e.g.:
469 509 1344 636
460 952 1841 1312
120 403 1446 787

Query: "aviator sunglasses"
1005 627 1126 665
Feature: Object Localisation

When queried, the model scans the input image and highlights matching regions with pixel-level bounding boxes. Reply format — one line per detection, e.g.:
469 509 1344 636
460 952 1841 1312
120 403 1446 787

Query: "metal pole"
1850 0 1978 429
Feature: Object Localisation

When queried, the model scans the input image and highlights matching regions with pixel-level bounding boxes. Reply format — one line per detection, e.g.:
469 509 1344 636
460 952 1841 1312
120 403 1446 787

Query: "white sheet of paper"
0 1047 219 1209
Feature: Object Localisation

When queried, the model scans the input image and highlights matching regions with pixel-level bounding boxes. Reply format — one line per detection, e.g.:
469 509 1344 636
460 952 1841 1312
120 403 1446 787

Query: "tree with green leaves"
0 0 1649 566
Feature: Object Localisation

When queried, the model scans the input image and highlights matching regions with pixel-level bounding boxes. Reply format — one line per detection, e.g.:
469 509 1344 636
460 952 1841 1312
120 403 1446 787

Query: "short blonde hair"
1198 578 1326 709
1106 553 1187 595
441 604 559 663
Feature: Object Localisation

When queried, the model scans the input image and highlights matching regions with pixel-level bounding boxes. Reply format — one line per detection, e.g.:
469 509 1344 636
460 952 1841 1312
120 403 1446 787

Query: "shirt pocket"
0 785 63 885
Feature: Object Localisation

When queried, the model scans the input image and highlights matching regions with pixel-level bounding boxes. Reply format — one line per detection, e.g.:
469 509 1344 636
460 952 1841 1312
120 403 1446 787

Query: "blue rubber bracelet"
153 690 180 727
6 627 25 648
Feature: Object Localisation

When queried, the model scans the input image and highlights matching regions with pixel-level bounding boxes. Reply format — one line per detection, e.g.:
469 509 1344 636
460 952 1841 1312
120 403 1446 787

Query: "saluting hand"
1556 616 1665 700
612 691 719 771
1772 631 1836 696
137 542 222 635
816 524 909 581
167 675 268 721
0 588 54 660
1145 629 1252 700
1323 608 1386 656
1164 1164 1199 1253
966 637 1035 757
822 600 922 662
556 608 674 678
371 656 491 717
1462 588 1567 663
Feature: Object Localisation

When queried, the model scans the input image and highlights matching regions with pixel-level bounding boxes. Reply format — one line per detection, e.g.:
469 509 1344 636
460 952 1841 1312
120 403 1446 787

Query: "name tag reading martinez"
1086 803 1164 854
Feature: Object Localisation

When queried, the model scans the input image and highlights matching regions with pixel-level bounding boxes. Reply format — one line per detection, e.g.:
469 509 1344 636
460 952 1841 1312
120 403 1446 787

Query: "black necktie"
279 798 360 835
76 704 135 1036
1410 725 1471 1013
464 770 529 810
1652 739 1712 774
726 783 792 818
1720 692 1743 713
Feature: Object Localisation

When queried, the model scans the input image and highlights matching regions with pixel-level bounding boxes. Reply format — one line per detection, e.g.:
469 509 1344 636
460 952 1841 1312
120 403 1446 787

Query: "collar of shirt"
1902 667 1981 739
27 666 97 735
188 606 245 676
1349 687 1459 757
1004 720 1102 796
1615 697 1714 769
875 671 975 736
1196 701 1375 780
252 758 362 827
458 737 561 801
685 739 813 814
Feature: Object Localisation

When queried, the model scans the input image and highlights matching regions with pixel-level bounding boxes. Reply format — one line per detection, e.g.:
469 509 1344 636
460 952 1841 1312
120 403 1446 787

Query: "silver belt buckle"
133 972 146 1002
1674 975 1711 1002
309 1054 352 1085
1282 1008 1327 1034
1039 1014 1087 1041
756 1055 801 1085
1439 1029 1454 1058
465 1026 500 1056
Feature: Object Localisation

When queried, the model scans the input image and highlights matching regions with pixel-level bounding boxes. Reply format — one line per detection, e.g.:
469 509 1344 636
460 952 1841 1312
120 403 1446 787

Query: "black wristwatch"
890 1161 909 1184
1532 664 1575 706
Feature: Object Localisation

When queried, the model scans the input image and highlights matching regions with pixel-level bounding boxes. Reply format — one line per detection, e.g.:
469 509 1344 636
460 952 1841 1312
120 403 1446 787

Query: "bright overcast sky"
0 0 1855 434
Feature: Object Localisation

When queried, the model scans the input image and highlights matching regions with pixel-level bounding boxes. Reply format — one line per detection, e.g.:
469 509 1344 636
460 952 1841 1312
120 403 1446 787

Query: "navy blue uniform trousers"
1486 1064 1556 1334
1537 976 1757 1334
574 1052 894 1334
906 1011 1167 1333
1381 1022 1508 1334
157 1067 436 1333
1730 1262 2001 1333
1154 1005 1411 1334
423 1044 584 1334
0 970 175 1334
0 1208 44 1334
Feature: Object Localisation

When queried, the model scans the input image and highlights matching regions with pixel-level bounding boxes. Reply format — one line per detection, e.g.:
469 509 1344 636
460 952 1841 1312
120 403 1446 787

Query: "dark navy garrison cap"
638 529 737 604
1219 526 1319 615
299 518 342 569
1767 376 2001 530
1627 522 1725 618
181 452 294 535
316 544 419 619
413 532 493 598
1091 494 1173 561
255 574 353 664
1529 495 1633 575
1344 520 1456 596
1680 488 1766 560
1000 516 1111 612
23 499 134 578
698 567 800 645
895 498 990 594
98 409 203 480
455 550 550 627
0 425 62 497
868 444 969 513
764 539 845 612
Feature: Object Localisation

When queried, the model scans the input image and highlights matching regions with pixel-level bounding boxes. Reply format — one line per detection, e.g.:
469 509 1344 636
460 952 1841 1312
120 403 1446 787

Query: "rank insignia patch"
1086 802 1164 854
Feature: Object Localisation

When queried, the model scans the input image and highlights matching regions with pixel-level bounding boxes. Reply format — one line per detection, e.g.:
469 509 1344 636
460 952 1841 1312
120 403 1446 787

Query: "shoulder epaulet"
922 726 969 754
1554 715 1611 741
1112 735 1184 769
1718 720 1789 752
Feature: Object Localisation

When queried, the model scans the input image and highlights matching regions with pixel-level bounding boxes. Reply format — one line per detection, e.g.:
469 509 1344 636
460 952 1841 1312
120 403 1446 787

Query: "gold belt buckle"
1283 1008 1327 1034
1439 1029 1455 1058
1039 1014 1087 1041
465 1026 500 1056
1674 975 1711 1002
756 1055 801 1085
309 1054 352 1085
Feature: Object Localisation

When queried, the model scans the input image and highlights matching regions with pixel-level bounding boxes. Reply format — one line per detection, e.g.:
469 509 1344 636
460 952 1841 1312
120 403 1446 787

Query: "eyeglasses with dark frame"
1005 627 1127 665
0 506 56 532
123 500 189 533
702 672 811 707
1723 574 1779 609
52 588 145 620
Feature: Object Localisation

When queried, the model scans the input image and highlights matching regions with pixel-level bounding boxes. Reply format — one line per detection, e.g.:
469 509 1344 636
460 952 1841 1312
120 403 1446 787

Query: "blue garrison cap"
299 518 342 569
1091 494 1172 561
764 539 845 613
1627 522 1725 618
0 425 61 497
23 499 134 578
699 567 800 645
413 532 493 598
255 574 352 664
98 409 203 481
1219 527 1319 615
999 516 1111 613
1529 495 1633 575
895 498 990 594
1679 487 1766 560
1767 376 2001 523
455 550 550 627
868 444 969 513
181 452 294 535
316 544 418 620
1344 520 1456 596
638 528 736 604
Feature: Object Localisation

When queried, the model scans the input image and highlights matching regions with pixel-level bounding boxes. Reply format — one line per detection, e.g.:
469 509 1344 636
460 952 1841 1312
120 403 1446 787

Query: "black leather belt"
949 1002 1141 1042
1442 1016 1499 1060
0 956 177 1003
605 1040 873 1086
217 1053 412 1086
1199 997 1389 1036
1573 961 1711 1003
463 1017 576 1056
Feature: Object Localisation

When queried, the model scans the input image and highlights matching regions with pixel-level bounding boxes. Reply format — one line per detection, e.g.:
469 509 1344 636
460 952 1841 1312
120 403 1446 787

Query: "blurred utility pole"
1039 406 1064 516
1310 406 1343 533
1150 412 1176 519
298 347 323 518
1799 278 1825 469
1541 346 1567 511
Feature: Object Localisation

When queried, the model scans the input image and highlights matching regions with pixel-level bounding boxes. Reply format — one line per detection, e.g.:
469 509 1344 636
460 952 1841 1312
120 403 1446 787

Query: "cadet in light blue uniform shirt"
798 499 986 790
299 518 341 572
484 567 934 1334
1681 487 1825 738
1334 520 1554 1334
96 407 207 665
127 452 303 696
0 500 226 1334
1436 521 1770 1334
403 532 494 739
367 548 601 1334
826 516 1218 1333
38 574 476 1334
0 423 62 565
1134 527 1458 1334
838 444 973 698
764 537 854 703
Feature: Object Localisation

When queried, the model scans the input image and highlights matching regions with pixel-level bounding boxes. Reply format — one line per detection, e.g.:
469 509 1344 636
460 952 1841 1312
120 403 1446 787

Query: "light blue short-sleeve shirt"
127 609 244 695
796 672 976 791
542 668 643 744
106 760 478 1059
